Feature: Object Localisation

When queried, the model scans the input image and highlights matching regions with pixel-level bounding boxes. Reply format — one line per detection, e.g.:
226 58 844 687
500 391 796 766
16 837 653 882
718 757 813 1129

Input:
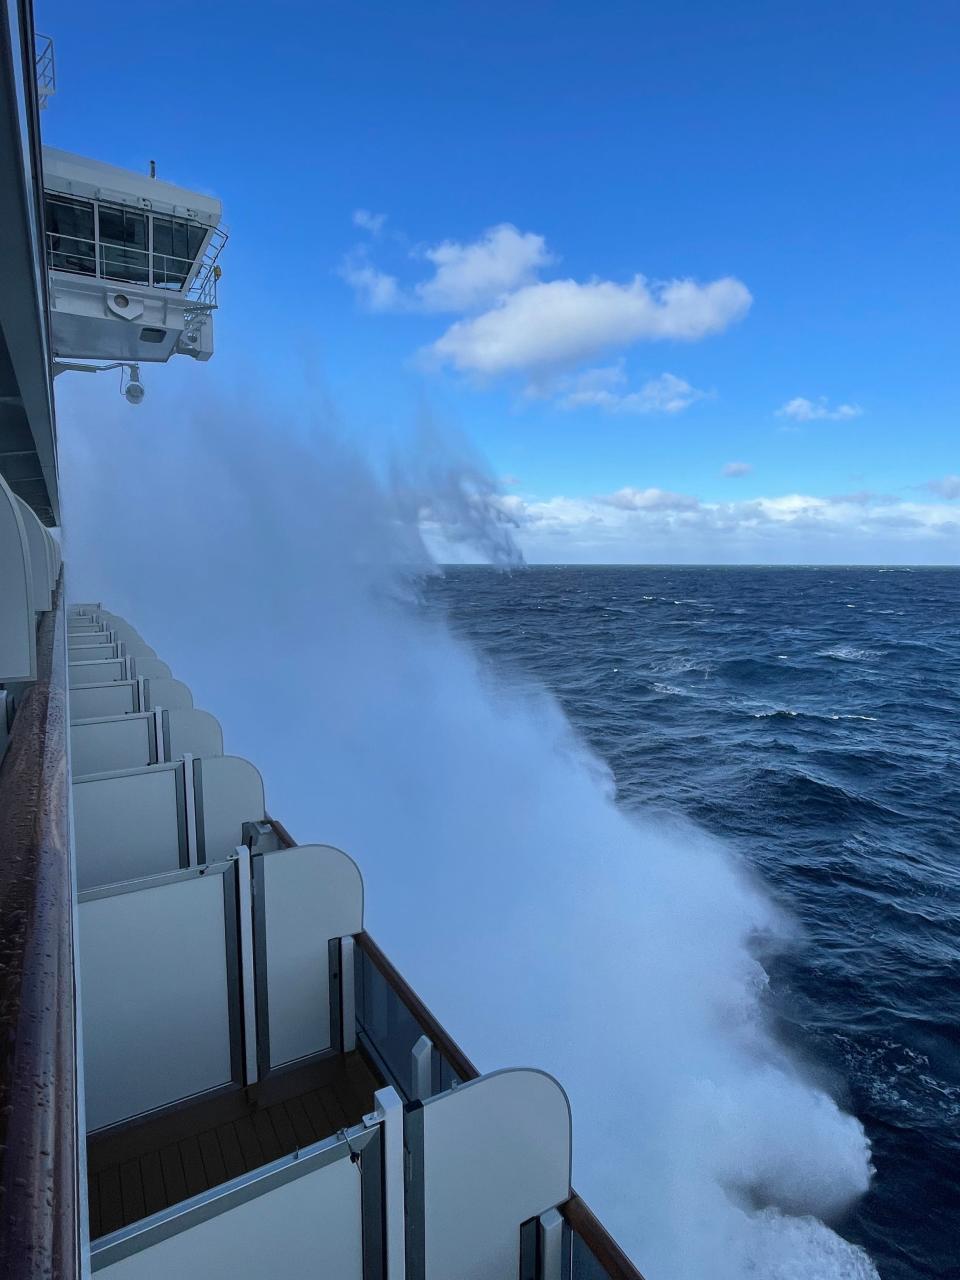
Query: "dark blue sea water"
427 565 960 1280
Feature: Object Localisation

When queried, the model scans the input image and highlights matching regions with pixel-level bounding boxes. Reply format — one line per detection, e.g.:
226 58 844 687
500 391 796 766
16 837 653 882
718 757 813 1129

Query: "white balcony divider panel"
195 756 265 861
72 610 156 658
73 762 184 890
72 713 156 776
70 708 225 773
45 524 60 583
15 495 54 612
68 642 118 661
80 866 239 1131
131 657 172 681
103 621 157 654
70 681 139 719
413 1069 572 1280
118 636 157 658
256 844 363 1068
99 613 157 658
101 610 146 640
165 708 223 761
69 658 127 686
0 473 37 681
142 677 192 710
100 610 138 630
92 1143 363 1280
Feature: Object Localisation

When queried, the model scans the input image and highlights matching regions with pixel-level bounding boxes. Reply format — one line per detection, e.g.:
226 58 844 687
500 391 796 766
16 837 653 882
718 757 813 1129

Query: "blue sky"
42 0 959 562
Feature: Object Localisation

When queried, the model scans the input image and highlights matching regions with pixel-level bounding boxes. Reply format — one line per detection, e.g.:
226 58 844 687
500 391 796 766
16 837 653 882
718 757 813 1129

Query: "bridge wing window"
152 216 207 290
98 205 149 285
44 198 211 290
45 195 95 275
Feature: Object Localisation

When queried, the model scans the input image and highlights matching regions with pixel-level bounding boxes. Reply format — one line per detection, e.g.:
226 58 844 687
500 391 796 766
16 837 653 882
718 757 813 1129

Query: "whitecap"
818 646 881 662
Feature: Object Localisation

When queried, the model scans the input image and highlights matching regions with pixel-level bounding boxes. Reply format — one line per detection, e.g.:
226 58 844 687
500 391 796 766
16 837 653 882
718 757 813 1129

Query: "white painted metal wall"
74 764 184 889
80 867 238 1131
413 1069 572 1280
0 473 38 682
257 844 363 1068
94 1147 363 1280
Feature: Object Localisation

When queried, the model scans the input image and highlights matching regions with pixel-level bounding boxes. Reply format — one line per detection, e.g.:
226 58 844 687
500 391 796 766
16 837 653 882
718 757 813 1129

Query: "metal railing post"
181 752 198 867
340 936 356 1052
374 1088 406 1280
235 844 259 1087
410 1033 434 1101
539 1208 565 1280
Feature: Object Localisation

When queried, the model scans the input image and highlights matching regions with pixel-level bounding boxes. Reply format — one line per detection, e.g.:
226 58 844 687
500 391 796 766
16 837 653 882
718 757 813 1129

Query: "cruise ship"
0 11 643 1279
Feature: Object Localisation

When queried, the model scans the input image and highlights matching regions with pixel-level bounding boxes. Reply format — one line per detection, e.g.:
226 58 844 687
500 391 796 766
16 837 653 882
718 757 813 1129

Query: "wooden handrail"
561 1194 646 1280
355 930 480 1083
266 815 297 849
0 579 79 1279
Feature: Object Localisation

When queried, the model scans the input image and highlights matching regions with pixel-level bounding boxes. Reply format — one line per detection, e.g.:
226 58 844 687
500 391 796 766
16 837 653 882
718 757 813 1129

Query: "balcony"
65 602 645 1280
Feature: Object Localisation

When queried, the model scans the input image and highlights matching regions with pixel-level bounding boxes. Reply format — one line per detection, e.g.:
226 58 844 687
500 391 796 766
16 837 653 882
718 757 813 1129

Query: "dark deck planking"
87 1050 381 1238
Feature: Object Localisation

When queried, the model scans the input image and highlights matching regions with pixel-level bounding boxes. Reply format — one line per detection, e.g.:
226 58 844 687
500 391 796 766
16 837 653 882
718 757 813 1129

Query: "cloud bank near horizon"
426 485 960 565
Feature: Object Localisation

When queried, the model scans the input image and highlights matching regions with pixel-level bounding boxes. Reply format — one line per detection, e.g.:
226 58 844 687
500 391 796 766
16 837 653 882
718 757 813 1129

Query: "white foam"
818 646 881 663
59 382 879 1280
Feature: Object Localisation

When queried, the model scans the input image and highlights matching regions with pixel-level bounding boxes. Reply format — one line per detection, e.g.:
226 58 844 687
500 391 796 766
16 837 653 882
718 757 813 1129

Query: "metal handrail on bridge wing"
43 224 227 306
35 33 55 109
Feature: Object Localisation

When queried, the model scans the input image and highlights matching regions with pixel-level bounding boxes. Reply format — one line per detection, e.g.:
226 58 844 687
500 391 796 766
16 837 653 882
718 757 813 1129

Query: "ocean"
427 565 959 1280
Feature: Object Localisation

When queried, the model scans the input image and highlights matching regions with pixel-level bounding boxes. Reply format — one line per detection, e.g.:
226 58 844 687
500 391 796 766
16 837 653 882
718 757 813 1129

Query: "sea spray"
59 376 878 1280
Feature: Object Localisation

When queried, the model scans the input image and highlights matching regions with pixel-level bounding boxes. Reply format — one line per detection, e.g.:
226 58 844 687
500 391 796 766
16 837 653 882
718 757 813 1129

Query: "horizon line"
438 562 958 569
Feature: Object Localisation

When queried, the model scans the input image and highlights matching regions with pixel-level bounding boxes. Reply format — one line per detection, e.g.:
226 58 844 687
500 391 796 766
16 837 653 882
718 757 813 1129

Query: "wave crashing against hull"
59 385 878 1280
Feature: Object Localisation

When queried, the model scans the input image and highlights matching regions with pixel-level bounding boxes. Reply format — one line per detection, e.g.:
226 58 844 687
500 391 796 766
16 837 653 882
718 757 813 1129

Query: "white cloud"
426 274 752 376
353 209 388 236
342 219 751 384
556 365 708 414
497 487 960 563
338 256 403 311
722 461 753 477
341 223 550 314
601 486 700 511
927 474 960 499
776 397 863 422
415 225 551 312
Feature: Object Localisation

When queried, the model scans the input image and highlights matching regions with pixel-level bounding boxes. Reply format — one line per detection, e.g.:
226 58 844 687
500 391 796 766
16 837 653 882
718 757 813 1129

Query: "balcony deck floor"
87 1049 381 1239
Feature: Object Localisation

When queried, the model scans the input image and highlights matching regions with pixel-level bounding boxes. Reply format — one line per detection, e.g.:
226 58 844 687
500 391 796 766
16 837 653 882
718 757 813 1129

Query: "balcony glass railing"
355 932 465 1100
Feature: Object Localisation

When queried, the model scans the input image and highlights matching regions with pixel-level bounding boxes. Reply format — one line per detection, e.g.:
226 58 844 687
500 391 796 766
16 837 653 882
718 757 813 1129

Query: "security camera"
123 364 145 405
